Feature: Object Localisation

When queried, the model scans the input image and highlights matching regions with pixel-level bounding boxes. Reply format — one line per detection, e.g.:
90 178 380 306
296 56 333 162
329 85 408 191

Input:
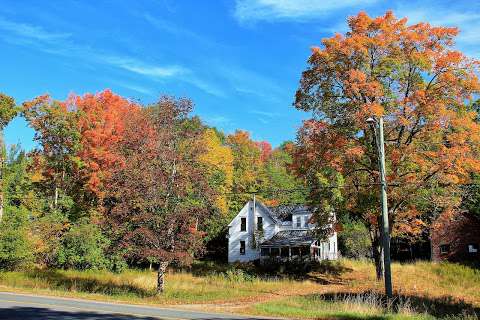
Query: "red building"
431 211 480 262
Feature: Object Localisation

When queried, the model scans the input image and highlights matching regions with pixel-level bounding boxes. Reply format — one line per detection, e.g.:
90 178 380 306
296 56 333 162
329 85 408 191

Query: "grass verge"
0 259 478 319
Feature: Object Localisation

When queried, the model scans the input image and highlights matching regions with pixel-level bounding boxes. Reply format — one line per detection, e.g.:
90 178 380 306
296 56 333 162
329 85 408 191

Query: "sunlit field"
0 259 478 319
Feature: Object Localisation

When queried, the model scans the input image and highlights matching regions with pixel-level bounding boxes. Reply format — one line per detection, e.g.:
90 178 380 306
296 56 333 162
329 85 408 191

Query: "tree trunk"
54 186 59 209
156 261 169 294
370 225 384 280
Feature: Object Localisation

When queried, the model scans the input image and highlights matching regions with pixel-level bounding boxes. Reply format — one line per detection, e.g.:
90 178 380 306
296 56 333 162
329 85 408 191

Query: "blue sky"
2 0 479 149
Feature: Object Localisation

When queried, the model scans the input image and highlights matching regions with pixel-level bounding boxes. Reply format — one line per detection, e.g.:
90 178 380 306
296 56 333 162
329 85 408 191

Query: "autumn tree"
200 128 233 214
105 96 214 293
23 95 81 212
0 93 18 222
293 11 480 278
227 130 264 213
22 96 82 265
71 90 139 212
262 142 307 206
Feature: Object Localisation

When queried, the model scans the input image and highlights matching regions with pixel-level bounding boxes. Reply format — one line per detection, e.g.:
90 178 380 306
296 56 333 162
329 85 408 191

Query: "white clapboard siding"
228 201 338 263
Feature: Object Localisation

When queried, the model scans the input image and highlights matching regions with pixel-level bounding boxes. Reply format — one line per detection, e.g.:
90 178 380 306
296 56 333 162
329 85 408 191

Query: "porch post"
288 246 291 261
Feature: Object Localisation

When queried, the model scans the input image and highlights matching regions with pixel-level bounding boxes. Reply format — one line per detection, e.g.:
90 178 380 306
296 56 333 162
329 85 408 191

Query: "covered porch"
259 230 334 263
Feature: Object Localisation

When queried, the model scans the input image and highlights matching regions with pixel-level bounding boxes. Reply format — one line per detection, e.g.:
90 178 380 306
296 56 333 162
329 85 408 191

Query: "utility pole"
367 116 393 299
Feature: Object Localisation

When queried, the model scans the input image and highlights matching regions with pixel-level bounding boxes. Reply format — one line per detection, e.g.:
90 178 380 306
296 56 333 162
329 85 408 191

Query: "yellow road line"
0 298 185 320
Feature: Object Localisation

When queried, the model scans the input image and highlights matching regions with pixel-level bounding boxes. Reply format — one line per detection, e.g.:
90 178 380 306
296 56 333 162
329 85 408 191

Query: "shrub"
0 206 34 270
338 220 371 259
57 219 109 270
108 254 128 273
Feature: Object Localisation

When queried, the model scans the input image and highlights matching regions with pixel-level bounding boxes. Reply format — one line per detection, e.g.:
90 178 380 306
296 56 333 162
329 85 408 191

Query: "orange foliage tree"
71 90 140 202
293 11 480 278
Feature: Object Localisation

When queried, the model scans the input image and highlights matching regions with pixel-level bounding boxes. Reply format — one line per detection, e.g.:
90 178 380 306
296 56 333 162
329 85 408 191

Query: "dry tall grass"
0 259 478 319
339 259 480 307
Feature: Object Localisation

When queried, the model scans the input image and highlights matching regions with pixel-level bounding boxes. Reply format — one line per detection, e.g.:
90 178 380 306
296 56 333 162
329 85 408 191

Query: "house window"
296 216 301 228
240 217 246 231
291 247 300 256
270 248 280 257
303 216 309 227
439 244 450 254
257 217 263 231
240 241 246 255
468 243 478 253
261 247 270 256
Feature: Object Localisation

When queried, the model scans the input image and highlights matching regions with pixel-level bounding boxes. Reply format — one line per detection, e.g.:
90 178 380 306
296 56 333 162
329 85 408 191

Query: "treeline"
3 10 480 295
0 90 306 291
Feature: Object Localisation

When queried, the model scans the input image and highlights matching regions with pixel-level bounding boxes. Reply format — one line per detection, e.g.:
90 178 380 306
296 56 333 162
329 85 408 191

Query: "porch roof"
260 230 315 247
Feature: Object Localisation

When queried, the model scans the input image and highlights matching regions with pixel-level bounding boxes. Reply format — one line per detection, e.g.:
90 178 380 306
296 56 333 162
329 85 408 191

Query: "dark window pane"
257 217 263 231
440 244 450 254
240 240 246 255
240 217 246 231
261 248 270 256
270 248 280 256
281 247 289 257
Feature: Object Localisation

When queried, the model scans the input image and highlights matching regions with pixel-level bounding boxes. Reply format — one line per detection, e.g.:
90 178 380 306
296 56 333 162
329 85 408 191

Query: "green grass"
251 294 480 320
252 295 431 320
0 266 320 304
0 260 478 319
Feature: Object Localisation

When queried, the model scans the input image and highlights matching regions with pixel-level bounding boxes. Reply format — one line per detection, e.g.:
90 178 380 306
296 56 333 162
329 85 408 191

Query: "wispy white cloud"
234 0 378 23
204 115 232 127
144 14 196 39
105 56 188 78
184 75 226 97
0 16 70 42
0 16 226 96
143 13 231 51
0 14 291 101
110 80 155 96
216 63 284 101
249 109 281 118
395 4 480 58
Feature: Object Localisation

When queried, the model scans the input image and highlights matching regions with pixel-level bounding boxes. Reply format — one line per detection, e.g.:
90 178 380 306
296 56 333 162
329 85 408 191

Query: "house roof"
228 201 313 227
258 202 311 224
260 230 315 247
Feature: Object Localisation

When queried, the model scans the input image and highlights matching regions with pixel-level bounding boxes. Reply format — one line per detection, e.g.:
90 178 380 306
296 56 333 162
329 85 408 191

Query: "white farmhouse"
227 200 338 263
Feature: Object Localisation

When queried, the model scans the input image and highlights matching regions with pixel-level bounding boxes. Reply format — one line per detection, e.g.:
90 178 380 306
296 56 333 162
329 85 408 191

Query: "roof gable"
228 201 313 227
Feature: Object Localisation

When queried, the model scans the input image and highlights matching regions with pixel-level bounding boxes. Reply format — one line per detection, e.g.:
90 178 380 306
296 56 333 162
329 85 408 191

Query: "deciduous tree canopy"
293 11 480 277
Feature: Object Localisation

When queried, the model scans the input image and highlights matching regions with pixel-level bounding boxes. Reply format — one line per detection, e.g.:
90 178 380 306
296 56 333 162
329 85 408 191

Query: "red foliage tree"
71 90 140 200
105 96 214 293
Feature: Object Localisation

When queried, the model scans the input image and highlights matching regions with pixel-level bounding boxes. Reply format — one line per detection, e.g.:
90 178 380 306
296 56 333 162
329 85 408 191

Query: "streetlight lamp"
367 116 393 299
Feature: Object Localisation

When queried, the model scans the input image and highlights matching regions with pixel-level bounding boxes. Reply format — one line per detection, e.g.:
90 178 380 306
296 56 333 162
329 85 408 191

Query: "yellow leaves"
30 169 44 183
199 129 234 214
200 129 234 187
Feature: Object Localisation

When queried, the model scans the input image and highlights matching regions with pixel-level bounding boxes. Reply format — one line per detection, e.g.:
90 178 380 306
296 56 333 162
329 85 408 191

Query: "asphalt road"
0 292 276 320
